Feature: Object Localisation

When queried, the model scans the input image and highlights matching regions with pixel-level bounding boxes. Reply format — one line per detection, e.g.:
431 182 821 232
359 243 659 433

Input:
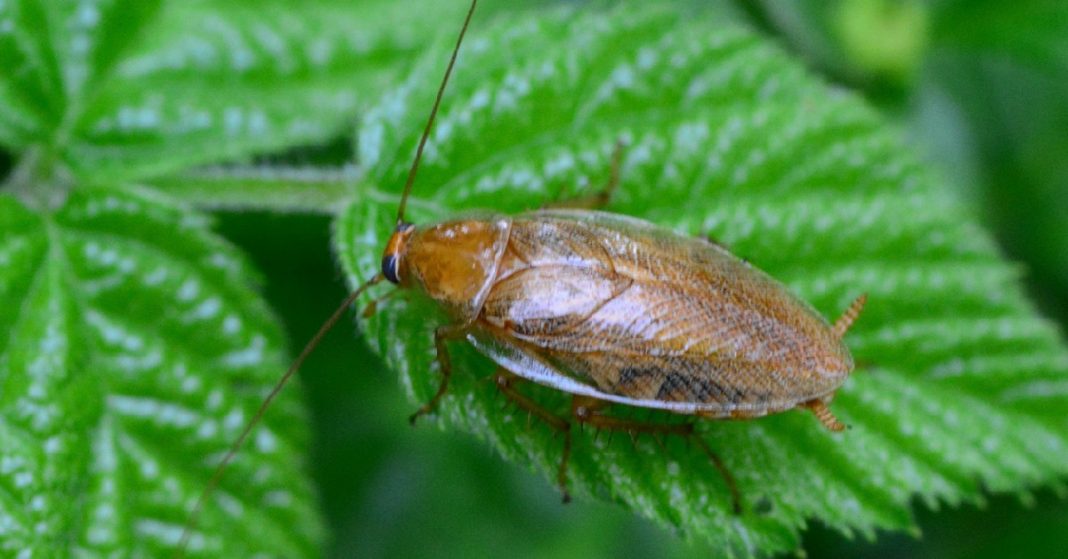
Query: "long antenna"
175 274 384 557
177 2 478 554
395 0 479 225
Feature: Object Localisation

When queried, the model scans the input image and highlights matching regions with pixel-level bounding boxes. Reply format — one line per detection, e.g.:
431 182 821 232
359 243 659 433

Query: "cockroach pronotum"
177 0 867 553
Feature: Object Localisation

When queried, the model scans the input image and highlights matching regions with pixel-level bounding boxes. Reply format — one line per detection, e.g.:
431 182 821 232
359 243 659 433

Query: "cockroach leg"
570 396 743 514
543 140 625 210
690 436 744 515
409 324 468 425
361 289 400 318
492 369 574 503
804 398 847 432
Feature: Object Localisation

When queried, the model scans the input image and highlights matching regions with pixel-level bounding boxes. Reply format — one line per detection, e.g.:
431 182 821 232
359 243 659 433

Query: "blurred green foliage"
755 0 1068 325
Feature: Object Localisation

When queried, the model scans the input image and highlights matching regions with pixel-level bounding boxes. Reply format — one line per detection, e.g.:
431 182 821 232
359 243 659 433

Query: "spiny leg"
361 288 400 318
409 324 468 425
570 396 743 514
803 398 847 432
492 369 574 503
543 139 625 210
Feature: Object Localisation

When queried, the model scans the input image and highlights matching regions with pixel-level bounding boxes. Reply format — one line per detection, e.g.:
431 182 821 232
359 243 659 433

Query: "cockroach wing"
466 328 716 414
475 209 854 417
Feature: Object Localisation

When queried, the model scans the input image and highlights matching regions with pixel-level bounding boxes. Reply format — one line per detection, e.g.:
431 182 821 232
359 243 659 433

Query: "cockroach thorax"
403 218 511 322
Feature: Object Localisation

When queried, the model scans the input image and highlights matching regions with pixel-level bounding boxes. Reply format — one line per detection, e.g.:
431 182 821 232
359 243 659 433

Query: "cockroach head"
382 222 415 285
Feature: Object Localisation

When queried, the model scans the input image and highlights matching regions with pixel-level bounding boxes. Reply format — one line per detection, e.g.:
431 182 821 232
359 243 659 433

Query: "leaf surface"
0 0 472 182
63 0 364 181
335 5 1068 556
0 188 321 557
0 0 61 148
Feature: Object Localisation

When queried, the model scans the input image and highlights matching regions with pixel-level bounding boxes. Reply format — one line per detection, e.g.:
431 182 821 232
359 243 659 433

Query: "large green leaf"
0 0 483 184
127 0 568 209
63 0 365 181
0 0 165 147
0 187 321 557
64 0 555 183
335 5 1068 556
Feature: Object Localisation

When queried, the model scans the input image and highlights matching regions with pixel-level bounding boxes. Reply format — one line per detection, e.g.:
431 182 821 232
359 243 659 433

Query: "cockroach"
177 0 867 553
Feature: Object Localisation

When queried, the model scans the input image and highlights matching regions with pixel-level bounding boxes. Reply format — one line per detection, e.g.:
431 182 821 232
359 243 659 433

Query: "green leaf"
0 0 62 148
918 0 1068 320
3 0 563 186
752 0 929 89
334 4 1068 556
32 0 164 101
0 0 165 148
60 0 546 184
61 0 360 181
0 187 322 557
0 0 481 183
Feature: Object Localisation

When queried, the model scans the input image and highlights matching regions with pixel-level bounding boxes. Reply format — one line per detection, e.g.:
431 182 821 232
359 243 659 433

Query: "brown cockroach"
178 0 867 552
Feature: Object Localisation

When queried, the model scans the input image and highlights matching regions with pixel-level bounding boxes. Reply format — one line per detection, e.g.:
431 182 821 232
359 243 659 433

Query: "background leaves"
921 0 1068 324
753 0 1068 325
0 0 434 555
0 188 321 556
336 4 1068 557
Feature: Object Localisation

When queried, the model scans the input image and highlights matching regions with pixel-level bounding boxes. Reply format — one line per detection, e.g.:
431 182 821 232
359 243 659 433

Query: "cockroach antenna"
173 1 479 556
396 0 479 226
172 276 383 557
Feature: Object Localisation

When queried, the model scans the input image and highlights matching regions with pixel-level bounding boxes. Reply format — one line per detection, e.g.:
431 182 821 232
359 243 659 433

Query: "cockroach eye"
382 254 400 284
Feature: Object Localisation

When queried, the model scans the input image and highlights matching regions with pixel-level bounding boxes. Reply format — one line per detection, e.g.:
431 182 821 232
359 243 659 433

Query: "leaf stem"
147 164 360 214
